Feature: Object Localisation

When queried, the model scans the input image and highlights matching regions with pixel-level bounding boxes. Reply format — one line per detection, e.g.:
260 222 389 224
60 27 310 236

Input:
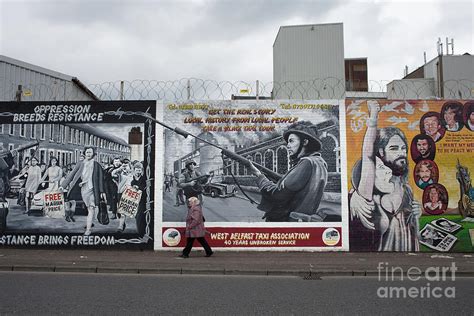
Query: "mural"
159 100 346 250
0 101 156 248
2 98 471 252
347 99 474 252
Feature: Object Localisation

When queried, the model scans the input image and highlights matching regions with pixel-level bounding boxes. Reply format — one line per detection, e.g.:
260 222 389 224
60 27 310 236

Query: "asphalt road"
0 272 471 315
162 189 340 222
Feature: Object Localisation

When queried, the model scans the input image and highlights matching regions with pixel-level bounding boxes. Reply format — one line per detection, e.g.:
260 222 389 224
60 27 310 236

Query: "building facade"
273 23 345 99
0 55 98 102
0 123 130 169
387 54 474 99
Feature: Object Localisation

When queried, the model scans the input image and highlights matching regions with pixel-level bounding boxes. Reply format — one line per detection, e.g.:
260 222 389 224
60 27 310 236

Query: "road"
162 189 340 222
0 272 471 315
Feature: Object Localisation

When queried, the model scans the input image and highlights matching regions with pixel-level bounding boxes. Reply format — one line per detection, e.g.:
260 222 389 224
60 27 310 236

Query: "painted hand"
409 200 422 238
349 191 375 230
100 192 107 203
411 200 422 219
367 100 380 118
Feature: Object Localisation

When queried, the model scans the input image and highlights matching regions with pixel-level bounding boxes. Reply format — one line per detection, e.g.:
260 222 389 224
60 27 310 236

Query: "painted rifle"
142 115 282 182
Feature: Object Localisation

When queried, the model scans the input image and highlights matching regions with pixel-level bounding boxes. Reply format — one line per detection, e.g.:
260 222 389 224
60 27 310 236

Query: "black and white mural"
0 101 156 248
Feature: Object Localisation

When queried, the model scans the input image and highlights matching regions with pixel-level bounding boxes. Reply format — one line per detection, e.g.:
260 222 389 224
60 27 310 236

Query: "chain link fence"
1 77 473 101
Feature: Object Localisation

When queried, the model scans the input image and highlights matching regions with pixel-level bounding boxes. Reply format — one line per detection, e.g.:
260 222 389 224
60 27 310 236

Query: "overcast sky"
1 0 472 87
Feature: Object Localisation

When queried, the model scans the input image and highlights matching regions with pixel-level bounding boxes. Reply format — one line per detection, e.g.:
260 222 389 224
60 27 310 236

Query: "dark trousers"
175 188 185 205
182 237 213 256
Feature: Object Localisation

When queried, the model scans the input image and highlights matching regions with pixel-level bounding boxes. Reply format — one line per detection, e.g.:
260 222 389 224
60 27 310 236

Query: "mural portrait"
413 159 439 190
463 101 474 131
410 134 436 163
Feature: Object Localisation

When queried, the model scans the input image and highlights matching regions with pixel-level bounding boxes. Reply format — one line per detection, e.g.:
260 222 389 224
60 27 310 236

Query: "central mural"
158 100 347 250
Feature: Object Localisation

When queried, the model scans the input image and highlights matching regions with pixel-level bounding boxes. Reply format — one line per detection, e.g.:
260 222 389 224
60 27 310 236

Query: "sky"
0 0 473 88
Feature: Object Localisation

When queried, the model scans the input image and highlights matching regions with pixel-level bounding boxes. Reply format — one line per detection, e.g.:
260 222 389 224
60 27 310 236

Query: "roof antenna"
446 37 454 55
437 38 443 56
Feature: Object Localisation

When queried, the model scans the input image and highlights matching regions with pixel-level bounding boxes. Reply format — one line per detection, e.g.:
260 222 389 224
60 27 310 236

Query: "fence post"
15 85 22 102
186 79 191 100
120 81 124 100
256 80 259 101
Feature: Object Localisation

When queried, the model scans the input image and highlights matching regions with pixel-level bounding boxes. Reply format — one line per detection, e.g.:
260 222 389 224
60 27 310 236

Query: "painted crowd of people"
9 146 147 236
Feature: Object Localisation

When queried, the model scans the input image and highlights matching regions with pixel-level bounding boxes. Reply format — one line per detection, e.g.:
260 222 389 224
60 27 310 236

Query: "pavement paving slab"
0 248 473 277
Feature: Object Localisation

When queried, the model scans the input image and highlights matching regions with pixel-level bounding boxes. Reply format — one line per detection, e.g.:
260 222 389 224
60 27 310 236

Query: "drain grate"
302 273 321 280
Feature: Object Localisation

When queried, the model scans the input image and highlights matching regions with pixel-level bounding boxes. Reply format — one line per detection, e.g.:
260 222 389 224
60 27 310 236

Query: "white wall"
273 23 345 99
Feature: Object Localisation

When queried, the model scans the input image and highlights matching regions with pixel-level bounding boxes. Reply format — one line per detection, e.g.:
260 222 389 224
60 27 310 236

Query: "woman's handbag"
97 199 109 225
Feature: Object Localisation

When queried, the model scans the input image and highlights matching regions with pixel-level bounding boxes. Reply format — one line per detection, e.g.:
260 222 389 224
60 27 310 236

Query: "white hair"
188 196 200 206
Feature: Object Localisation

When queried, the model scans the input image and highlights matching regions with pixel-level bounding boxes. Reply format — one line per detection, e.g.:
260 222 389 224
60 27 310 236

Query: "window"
69 127 74 143
40 124 45 140
254 153 262 165
64 126 69 143
49 124 54 141
30 125 36 139
40 150 46 165
20 124 26 137
276 147 289 174
9 124 15 135
264 150 274 171
59 125 64 143
0 124 3 134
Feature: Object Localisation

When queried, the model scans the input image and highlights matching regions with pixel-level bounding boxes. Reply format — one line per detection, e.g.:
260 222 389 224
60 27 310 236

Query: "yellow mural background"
345 99 474 212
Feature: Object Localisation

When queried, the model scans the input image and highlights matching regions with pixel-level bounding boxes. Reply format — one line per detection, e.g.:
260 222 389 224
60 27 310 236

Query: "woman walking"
41 157 63 191
24 157 41 215
180 197 213 258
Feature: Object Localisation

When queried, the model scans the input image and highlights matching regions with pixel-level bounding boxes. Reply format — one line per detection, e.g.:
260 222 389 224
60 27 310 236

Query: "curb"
1 265 473 277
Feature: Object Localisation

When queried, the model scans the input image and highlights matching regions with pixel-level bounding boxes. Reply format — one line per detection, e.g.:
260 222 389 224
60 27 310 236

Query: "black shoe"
65 216 71 222
70 217 76 222
205 251 214 257
179 254 189 258
83 223 95 229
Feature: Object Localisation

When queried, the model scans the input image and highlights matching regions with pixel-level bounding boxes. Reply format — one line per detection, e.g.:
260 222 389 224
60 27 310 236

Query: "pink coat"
185 204 206 238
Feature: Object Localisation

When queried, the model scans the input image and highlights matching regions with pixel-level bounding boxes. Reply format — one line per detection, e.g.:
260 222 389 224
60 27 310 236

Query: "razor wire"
1 77 473 101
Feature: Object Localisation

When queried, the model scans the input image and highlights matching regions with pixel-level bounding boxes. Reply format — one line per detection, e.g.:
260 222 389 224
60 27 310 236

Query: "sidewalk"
0 248 473 277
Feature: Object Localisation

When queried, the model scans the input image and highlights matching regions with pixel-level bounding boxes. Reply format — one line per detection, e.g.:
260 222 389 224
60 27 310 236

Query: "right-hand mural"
347 100 474 252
